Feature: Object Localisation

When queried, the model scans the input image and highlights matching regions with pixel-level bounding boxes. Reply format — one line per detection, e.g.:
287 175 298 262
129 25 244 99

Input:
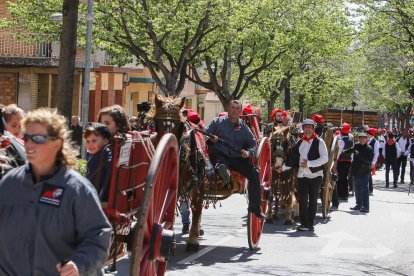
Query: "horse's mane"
146 95 185 122
270 125 291 140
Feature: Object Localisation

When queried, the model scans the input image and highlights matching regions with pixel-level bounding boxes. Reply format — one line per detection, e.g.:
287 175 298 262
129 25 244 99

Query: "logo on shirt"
234 124 241 132
39 183 65 207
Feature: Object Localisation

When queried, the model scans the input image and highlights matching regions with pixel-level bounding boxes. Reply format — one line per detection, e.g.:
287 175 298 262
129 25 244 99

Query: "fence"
0 31 52 58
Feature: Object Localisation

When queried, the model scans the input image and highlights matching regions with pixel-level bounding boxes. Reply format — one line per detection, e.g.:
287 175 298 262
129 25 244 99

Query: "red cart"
103 132 179 276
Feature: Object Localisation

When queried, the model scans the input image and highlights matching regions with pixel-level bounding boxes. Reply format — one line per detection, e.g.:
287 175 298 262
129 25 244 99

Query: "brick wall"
0 73 17 105
0 0 10 18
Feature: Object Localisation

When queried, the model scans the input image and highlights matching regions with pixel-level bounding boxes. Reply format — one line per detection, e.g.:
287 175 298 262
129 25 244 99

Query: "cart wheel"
322 135 338 219
322 180 333 219
129 133 179 276
248 137 271 250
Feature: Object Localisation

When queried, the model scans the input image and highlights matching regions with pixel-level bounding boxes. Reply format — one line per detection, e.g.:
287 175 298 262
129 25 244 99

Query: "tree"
2 0 80 118
56 0 79 119
352 0 414 127
187 0 295 109
3 0 227 98
95 0 226 97
245 0 354 119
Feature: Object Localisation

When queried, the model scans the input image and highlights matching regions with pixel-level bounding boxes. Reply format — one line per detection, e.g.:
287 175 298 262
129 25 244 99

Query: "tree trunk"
404 103 412 129
56 0 79 119
298 93 305 121
284 81 291 110
267 90 278 122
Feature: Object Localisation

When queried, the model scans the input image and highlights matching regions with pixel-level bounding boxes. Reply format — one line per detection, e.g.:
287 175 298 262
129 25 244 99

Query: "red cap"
335 129 341 136
187 110 200 123
312 114 325 124
341 123 351 134
367 128 378 136
243 104 253 114
270 109 286 121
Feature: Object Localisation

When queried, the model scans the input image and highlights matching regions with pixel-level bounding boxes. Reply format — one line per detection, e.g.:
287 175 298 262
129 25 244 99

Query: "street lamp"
351 100 357 128
80 0 94 159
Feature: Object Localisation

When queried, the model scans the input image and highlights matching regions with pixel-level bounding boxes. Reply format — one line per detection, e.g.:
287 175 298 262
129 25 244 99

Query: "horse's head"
149 95 186 142
269 125 291 167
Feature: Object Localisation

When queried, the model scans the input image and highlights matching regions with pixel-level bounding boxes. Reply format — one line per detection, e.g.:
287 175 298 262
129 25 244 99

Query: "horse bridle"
153 110 184 134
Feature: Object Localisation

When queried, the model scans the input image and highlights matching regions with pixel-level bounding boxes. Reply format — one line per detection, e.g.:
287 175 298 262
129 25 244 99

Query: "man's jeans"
354 173 370 210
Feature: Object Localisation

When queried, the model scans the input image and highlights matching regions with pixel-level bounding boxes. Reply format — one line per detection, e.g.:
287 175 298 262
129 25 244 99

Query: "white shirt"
368 137 380 165
397 137 411 156
284 137 328 179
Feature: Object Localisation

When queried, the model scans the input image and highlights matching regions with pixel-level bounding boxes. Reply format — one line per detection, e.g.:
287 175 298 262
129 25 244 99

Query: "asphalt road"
106 163 414 276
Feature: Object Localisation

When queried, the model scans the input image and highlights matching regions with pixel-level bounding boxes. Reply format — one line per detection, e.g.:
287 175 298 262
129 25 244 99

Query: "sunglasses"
23 134 57 144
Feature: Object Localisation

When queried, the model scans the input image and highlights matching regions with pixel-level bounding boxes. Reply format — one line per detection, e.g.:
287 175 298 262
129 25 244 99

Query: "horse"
267 124 299 225
148 95 262 251
147 95 210 251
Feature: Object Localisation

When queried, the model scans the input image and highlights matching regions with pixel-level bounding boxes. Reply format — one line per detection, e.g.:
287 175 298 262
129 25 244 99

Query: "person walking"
70 115 83 158
367 128 380 195
0 108 112 275
336 123 354 201
206 100 265 219
345 133 374 213
283 119 328 231
396 129 411 184
384 132 401 188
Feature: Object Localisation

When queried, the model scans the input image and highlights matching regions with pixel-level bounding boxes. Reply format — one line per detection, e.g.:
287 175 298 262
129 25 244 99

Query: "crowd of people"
0 100 413 273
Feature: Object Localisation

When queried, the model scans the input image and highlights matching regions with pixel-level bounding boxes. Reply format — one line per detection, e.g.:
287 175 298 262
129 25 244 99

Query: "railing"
0 31 52 58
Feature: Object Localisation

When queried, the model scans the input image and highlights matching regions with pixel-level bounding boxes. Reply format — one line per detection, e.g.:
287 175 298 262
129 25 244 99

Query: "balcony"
0 31 58 67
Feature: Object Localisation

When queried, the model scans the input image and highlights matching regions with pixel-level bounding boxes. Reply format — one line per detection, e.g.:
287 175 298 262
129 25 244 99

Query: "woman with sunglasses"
0 108 112 275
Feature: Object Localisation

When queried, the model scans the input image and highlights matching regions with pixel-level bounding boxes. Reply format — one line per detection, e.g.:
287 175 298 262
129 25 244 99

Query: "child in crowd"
98 105 130 135
1 104 26 163
84 124 113 201
2 104 24 140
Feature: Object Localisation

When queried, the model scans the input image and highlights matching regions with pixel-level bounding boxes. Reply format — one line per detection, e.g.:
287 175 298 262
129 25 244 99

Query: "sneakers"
393 183 398 188
217 164 230 185
350 205 361 211
296 225 314 231
360 208 369 213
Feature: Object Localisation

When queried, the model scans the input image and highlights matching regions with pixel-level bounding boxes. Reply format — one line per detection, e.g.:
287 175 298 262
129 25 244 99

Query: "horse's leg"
273 194 280 221
186 190 203 252
293 194 300 222
266 192 274 223
284 197 293 225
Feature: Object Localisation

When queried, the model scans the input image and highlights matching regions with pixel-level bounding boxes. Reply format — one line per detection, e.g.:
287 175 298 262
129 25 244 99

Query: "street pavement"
106 164 414 276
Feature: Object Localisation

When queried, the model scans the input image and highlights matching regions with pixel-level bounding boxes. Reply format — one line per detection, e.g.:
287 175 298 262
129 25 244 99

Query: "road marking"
320 231 393 259
178 227 246 265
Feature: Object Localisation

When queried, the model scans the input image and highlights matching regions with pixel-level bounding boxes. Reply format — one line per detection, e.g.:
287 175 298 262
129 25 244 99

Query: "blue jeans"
179 198 191 224
354 173 370 210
